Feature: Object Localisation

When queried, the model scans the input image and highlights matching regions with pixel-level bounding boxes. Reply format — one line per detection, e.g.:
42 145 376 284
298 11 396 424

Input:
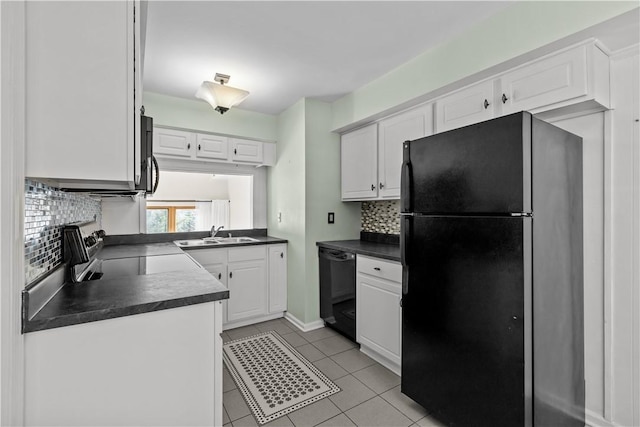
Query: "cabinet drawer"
228 246 266 262
357 255 402 284
186 248 228 266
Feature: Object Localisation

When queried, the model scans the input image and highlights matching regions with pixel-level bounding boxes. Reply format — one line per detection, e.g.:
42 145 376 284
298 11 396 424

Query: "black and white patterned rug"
223 331 340 425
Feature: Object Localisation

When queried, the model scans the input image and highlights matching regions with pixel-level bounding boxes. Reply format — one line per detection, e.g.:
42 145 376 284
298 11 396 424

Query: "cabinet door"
231 139 263 163
196 134 229 161
227 259 268 322
378 105 433 199
25 1 134 186
435 80 495 132
500 45 587 115
202 263 228 324
268 245 287 313
154 128 194 158
341 124 378 200
356 273 402 365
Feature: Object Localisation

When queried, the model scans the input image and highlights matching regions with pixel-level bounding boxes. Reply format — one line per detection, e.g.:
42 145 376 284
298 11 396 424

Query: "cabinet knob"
379 182 384 189
187 143 191 150
280 252 284 258
234 148 237 155
502 93 508 104
218 273 221 280
371 184 375 191
374 267 381 271
229 272 233 279
483 99 490 109
198 144 201 151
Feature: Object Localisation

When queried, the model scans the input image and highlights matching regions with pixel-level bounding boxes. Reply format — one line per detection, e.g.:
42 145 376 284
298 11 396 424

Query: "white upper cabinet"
196 134 229 161
341 124 378 200
378 105 433 198
434 41 611 133
153 127 273 167
231 138 264 164
25 1 139 189
501 45 587 114
435 80 495 132
154 128 194 158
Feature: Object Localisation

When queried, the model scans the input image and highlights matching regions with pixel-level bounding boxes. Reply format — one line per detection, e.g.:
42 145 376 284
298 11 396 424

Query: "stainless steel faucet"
210 225 224 237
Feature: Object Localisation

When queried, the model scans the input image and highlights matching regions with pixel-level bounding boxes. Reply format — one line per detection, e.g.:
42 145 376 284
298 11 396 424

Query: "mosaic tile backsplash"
24 179 102 285
361 200 400 234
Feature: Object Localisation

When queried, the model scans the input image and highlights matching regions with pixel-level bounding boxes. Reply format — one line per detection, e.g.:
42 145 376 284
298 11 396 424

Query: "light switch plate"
328 212 335 224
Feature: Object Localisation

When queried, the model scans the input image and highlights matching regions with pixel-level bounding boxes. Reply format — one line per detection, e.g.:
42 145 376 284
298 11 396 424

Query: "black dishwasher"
318 247 356 342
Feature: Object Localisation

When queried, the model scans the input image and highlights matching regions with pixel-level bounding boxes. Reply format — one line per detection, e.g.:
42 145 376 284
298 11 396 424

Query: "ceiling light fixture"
195 73 249 115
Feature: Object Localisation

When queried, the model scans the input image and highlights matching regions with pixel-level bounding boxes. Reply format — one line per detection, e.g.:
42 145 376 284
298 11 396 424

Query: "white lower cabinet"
268 244 288 313
24 302 224 426
356 255 402 375
227 249 268 322
186 243 287 329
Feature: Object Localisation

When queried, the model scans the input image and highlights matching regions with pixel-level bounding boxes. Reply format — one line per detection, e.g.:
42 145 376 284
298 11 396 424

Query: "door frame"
0 2 26 425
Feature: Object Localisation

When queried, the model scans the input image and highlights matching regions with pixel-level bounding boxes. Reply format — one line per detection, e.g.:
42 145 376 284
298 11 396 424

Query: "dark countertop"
24 267 229 333
98 242 184 259
23 235 288 333
316 240 401 262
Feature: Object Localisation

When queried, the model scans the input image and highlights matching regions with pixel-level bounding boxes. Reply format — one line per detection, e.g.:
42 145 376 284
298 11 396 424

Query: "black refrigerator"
400 112 584 427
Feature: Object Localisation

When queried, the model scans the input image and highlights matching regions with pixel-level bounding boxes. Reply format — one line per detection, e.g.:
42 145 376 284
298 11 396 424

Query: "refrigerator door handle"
401 160 412 213
401 215 412 295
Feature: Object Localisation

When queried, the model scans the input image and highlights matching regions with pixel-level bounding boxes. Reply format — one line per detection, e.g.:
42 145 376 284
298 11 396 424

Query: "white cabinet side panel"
24 303 218 426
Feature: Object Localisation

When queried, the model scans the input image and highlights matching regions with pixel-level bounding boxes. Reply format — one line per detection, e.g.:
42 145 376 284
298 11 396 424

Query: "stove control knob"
84 236 97 247
96 230 106 238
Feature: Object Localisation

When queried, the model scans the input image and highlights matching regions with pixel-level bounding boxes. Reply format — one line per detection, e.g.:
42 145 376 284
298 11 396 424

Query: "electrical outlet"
328 212 335 224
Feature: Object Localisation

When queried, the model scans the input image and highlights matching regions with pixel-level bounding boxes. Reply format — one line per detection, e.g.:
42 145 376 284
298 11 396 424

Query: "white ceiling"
143 1 513 115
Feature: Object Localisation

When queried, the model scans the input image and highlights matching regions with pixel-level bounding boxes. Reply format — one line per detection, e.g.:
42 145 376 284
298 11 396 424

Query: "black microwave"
138 114 158 194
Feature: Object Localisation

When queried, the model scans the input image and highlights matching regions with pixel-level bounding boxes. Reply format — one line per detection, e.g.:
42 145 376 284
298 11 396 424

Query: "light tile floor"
222 318 445 427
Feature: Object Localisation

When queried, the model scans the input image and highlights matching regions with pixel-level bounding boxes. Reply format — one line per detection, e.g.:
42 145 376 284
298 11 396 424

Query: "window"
145 171 253 233
146 206 196 233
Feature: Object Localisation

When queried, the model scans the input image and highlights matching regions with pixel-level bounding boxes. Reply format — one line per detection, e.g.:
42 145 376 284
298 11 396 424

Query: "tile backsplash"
361 200 400 234
24 179 101 285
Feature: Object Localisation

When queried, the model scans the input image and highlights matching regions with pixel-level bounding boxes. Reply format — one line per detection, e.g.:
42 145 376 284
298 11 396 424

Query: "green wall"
304 99 361 322
267 99 307 322
331 1 638 130
267 99 360 324
143 91 277 141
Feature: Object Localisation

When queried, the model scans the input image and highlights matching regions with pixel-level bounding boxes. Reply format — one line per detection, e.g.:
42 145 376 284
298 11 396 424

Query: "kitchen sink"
203 237 259 244
175 236 259 248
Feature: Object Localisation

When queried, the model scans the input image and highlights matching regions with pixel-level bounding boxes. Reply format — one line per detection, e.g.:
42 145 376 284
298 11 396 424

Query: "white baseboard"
360 345 401 376
283 312 324 332
223 312 284 331
586 409 616 427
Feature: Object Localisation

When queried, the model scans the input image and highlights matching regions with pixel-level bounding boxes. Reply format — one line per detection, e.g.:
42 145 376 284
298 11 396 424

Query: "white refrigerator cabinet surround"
24 302 224 426
500 42 610 116
186 243 288 329
153 127 275 167
435 41 611 132
436 80 495 132
25 1 140 190
356 255 402 375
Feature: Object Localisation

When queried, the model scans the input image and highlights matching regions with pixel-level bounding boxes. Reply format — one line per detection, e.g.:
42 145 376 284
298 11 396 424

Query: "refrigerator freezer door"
401 216 530 427
403 112 532 214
